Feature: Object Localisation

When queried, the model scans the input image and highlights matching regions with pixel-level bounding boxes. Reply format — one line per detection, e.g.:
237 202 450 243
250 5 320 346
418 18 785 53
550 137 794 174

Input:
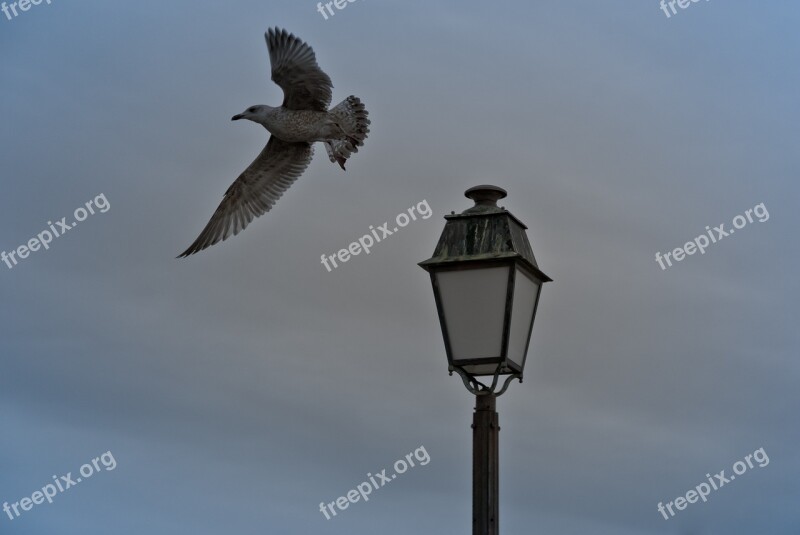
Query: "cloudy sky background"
1 1 799 533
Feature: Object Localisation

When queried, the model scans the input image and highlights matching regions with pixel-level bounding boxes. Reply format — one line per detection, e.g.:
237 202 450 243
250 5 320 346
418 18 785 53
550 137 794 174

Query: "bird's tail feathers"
326 95 370 169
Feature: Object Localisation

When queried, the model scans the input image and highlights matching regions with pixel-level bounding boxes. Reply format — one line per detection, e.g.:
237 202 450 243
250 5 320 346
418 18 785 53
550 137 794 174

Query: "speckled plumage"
178 28 370 258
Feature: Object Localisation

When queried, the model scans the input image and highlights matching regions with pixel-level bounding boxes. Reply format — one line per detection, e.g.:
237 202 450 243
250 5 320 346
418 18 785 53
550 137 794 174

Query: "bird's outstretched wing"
178 136 313 257
266 27 333 112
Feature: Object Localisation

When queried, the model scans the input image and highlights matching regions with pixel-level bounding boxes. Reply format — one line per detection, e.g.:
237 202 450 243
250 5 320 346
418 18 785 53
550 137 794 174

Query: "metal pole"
473 393 499 535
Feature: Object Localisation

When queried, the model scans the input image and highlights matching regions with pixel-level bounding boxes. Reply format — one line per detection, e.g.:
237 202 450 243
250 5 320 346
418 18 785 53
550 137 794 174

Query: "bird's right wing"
266 27 333 111
178 136 313 257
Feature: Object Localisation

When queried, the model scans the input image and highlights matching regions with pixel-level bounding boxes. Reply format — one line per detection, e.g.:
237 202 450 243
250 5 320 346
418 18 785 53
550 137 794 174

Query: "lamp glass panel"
436 265 509 361
506 267 541 368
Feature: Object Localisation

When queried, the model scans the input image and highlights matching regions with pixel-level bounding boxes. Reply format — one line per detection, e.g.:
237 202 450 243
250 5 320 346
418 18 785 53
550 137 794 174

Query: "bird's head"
231 105 273 124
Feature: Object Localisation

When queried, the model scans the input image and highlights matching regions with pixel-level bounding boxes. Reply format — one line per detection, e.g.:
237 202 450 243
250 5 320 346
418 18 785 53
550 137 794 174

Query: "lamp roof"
419 186 552 281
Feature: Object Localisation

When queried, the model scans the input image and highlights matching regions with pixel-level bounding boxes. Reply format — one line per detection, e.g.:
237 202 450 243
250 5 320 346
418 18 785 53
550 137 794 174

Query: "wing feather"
178 136 313 257
265 27 333 111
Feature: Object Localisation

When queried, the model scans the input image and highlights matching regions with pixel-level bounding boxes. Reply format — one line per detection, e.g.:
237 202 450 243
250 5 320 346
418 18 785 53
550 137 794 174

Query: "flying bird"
178 27 370 257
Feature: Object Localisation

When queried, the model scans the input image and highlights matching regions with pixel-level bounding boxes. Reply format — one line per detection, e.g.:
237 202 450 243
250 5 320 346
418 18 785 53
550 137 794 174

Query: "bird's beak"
231 114 244 121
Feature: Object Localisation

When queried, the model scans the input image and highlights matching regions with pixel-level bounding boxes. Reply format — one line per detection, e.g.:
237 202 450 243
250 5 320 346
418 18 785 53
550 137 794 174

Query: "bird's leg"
324 141 347 170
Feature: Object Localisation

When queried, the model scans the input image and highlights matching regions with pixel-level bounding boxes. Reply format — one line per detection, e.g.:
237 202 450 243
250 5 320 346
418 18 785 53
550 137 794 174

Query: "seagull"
178 27 370 258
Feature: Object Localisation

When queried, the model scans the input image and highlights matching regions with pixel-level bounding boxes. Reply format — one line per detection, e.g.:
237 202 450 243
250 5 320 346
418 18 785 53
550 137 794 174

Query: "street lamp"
419 185 551 535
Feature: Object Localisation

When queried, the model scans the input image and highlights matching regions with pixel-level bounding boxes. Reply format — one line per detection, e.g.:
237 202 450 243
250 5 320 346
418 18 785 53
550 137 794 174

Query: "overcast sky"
1 1 799 533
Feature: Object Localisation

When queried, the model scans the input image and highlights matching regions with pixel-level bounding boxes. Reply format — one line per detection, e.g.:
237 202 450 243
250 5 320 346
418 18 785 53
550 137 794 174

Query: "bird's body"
263 107 336 142
178 27 370 258
246 106 346 143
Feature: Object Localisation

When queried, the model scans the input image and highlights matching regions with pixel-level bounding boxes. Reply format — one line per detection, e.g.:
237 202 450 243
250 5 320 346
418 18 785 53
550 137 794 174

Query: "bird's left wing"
266 27 333 111
178 136 313 257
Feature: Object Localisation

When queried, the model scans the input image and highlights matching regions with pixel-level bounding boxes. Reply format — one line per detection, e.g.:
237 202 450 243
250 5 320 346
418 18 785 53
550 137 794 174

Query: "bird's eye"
248 107 257 113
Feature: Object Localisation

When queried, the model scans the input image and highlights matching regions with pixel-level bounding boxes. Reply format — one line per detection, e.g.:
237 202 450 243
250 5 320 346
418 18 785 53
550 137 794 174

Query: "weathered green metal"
418 185 552 283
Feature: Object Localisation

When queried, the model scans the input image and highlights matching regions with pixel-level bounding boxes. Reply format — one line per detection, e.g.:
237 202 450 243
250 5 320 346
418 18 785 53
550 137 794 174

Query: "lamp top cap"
464 185 507 207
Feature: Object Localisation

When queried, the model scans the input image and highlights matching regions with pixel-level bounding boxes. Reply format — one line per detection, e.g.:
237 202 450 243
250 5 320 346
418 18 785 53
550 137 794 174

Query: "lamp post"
419 185 551 535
